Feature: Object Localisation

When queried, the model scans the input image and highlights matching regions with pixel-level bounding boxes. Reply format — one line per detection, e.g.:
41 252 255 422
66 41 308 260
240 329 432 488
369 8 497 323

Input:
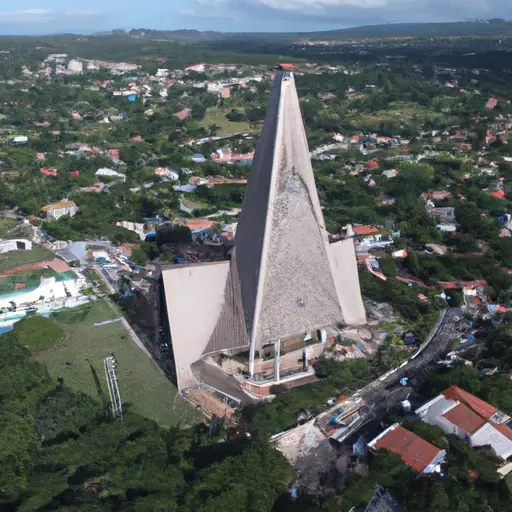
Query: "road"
315 307 459 440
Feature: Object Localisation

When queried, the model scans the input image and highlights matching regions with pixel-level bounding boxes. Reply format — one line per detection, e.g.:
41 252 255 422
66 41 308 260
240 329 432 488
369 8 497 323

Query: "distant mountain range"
120 19 512 42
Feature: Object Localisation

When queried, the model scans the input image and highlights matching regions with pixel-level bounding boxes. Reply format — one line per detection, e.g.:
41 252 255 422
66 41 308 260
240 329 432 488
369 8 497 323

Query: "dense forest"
0 330 296 511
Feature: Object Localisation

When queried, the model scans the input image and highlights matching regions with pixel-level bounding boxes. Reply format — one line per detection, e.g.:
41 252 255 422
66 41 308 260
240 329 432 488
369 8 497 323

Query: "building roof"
443 403 486 434
353 225 380 236
372 424 443 472
442 386 498 420
41 200 77 212
174 108 192 121
175 219 216 231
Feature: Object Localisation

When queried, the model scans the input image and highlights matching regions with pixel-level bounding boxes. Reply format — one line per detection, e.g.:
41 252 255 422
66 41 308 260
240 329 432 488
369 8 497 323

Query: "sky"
0 0 510 35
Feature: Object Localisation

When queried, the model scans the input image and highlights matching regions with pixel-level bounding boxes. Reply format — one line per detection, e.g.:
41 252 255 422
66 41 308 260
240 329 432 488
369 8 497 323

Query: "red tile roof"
443 403 486 434
352 225 380 236
441 385 512 442
174 108 192 121
491 190 505 199
442 386 497 420
374 425 442 472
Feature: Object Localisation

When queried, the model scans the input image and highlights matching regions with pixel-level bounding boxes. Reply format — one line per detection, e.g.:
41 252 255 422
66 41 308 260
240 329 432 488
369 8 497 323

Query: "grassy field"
38 299 199 428
13 316 64 351
0 247 55 272
0 218 15 237
200 107 253 136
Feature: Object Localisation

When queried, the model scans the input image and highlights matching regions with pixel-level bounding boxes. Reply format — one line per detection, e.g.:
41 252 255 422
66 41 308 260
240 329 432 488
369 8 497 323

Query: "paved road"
315 308 459 438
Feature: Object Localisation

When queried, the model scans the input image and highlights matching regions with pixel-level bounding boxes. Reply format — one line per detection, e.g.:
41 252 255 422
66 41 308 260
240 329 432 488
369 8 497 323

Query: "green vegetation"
39 300 198 428
0 218 15 237
12 315 64 351
243 359 372 438
0 247 54 272
340 436 509 512
0 330 295 511
200 106 253 135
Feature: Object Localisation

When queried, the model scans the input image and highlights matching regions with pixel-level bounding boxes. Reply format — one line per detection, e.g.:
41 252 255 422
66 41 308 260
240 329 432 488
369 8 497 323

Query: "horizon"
2 17 512 38
0 1 510 36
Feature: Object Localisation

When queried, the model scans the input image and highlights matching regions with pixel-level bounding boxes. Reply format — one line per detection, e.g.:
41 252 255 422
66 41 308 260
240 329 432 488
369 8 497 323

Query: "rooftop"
370 424 443 472
443 403 486 434
41 200 77 212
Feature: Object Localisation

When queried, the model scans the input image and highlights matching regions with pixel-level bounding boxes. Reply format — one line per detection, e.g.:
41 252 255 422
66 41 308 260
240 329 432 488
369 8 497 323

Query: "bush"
13 316 64 351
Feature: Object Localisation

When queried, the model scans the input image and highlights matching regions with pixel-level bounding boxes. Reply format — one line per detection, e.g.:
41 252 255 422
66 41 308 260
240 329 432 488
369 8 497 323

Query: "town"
1 22 512 512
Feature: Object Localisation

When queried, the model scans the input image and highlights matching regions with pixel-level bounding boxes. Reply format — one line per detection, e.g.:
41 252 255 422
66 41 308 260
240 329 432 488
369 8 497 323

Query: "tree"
131 247 149 266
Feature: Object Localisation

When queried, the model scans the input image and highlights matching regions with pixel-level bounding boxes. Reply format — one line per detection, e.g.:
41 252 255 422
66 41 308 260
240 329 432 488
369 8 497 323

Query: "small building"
433 207 456 222
96 168 126 181
382 169 398 178
174 108 192 121
368 423 446 473
154 167 179 180
436 223 457 232
41 200 79 220
184 63 206 73
40 168 57 177
67 59 83 73
191 153 206 163
431 190 453 201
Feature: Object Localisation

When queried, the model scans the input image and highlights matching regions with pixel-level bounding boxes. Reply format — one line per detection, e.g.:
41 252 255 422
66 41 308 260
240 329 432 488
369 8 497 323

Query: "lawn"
0 247 55 272
13 316 64 351
38 299 199 428
200 107 253 136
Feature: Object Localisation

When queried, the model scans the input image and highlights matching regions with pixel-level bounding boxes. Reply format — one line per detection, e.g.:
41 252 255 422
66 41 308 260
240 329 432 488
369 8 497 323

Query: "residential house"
491 190 506 199
174 108 192 121
191 153 206 163
432 207 456 222
41 200 79 220
416 386 512 473
211 148 254 163
431 190 454 201
436 223 457 233
40 168 57 177
184 63 206 73
96 168 126 181
383 169 399 178
486 97 499 110
368 423 446 474
154 167 179 180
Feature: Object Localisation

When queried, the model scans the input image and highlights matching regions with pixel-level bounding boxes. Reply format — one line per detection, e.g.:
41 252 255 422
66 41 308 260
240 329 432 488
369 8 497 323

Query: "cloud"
0 9 97 23
176 0 510 29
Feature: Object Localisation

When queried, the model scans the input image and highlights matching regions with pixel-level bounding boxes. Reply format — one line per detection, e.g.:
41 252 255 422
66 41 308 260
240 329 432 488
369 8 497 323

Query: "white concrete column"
249 343 255 379
274 339 281 383
320 329 327 344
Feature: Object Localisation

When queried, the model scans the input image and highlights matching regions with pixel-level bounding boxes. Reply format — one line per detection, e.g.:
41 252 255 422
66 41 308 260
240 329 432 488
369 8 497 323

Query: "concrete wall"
470 423 512 459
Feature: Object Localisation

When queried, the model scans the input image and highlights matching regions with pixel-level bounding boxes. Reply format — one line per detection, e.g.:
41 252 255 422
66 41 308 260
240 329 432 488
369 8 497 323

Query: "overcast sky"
0 0 510 34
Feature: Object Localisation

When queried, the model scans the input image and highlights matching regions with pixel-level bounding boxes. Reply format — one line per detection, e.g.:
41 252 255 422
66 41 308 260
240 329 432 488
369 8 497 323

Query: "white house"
96 168 126 181
416 386 512 463
41 200 79 220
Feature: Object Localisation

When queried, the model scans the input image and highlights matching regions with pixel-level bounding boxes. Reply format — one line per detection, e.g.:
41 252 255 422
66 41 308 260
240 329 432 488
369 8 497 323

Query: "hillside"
121 18 512 43
302 18 512 39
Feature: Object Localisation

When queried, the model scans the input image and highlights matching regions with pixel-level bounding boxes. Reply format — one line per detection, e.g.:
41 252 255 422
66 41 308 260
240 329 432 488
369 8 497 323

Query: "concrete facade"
162 71 366 394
